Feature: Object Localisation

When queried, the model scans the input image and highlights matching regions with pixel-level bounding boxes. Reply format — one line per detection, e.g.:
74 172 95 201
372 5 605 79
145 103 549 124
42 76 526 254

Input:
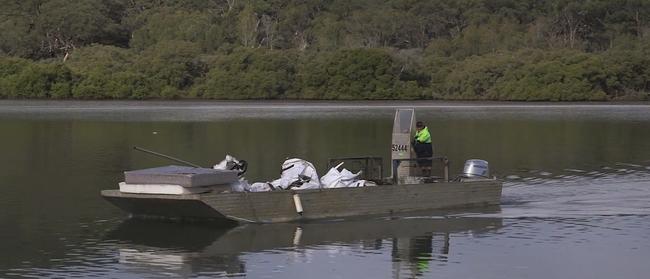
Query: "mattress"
124 165 238 187
118 182 213 195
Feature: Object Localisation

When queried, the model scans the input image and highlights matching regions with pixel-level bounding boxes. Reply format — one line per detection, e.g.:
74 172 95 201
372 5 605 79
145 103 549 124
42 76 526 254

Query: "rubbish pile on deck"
215 156 375 193
118 156 374 195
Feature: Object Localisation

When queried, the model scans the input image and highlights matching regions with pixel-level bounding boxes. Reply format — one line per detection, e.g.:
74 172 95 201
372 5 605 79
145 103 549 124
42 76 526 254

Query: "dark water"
1 101 649 278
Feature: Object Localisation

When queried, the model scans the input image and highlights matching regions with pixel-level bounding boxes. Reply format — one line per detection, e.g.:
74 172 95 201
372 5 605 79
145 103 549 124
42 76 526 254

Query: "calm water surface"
1 101 649 278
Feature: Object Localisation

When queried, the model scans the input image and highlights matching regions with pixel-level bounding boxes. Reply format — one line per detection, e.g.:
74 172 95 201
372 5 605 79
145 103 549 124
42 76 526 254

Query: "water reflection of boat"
107 208 503 277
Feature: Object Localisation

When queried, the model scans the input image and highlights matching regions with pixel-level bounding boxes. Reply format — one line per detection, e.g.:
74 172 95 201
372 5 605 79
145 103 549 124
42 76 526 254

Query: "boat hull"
102 180 502 223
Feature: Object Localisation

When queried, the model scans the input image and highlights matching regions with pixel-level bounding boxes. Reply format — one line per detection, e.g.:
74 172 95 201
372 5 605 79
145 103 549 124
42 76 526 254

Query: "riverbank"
2 99 649 109
2 100 649 123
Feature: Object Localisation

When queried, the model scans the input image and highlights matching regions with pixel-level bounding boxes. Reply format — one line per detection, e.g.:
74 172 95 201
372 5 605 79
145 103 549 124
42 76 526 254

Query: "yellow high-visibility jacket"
414 127 432 144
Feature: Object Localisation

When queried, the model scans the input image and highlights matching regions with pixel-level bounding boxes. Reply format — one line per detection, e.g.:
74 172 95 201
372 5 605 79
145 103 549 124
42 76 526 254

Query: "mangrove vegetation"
1 0 649 100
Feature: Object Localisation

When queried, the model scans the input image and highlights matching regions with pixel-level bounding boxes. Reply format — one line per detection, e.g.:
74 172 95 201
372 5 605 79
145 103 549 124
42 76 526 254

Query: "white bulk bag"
270 158 321 190
248 182 273 192
229 178 249 192
321 162 366 188
213 155 241 170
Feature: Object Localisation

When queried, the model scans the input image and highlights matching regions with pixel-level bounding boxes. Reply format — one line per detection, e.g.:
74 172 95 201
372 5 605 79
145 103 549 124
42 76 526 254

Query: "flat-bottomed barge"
102 109 502 223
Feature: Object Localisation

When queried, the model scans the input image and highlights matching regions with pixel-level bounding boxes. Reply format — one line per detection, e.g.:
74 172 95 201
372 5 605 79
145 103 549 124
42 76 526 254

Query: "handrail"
327 156 384 180
328 156 383 161
392 156 450 184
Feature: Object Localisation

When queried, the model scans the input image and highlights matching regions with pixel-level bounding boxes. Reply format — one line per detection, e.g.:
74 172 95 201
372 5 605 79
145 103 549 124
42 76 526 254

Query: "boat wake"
471 162 650 218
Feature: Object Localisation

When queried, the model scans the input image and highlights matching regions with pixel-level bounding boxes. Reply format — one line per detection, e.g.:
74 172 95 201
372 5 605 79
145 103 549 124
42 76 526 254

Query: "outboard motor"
463 159 490 178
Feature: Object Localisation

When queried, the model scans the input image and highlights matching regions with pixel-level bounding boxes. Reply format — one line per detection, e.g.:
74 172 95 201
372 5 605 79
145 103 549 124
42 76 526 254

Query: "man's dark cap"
416 121 424 128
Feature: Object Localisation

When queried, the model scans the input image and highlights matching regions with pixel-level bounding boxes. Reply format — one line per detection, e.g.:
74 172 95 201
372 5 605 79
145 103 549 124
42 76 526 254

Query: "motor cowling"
463 159 490 178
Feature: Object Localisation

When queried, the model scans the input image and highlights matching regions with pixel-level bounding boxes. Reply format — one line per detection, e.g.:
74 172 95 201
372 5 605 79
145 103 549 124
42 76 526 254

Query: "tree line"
1 0 649 100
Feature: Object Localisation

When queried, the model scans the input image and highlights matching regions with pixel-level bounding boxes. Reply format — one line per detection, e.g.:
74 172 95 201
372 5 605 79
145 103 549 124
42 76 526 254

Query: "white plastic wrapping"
269 158 321 190
213 155 241 170
248 182 273 192
214 155 250 192
321 162 373 188
215 156 373 192
228 178 249 192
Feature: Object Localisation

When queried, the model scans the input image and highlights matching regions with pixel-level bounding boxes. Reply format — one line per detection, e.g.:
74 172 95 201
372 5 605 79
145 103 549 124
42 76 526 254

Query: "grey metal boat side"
101 190 235 223
102 179 502 223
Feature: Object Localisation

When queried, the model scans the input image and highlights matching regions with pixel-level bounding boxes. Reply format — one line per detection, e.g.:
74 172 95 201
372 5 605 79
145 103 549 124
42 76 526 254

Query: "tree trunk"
635 11 642 38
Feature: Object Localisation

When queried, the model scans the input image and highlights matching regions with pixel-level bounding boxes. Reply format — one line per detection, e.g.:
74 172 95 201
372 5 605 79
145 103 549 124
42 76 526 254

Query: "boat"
101 109 502 223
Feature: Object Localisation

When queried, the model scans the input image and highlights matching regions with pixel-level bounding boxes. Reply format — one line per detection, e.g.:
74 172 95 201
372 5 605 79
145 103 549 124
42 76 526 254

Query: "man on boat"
413 121 433 176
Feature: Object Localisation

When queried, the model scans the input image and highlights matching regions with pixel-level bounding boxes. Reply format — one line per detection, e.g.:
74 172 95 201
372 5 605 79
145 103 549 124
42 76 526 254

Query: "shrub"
194 48 298 99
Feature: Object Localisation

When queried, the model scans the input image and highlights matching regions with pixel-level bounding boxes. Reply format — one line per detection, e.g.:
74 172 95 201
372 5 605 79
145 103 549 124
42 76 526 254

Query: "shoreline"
1 99 649 109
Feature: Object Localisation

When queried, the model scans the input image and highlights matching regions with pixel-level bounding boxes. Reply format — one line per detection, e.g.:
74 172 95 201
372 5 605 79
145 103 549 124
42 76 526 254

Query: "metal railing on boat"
327 156 384 181
391 157 450 184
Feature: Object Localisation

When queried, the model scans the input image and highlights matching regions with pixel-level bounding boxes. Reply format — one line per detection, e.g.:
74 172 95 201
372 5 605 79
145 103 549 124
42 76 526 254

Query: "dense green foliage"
1 0 649 100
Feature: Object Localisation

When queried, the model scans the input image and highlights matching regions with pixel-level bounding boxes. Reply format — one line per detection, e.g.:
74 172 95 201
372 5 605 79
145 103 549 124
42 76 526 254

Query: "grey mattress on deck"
124 165 238 187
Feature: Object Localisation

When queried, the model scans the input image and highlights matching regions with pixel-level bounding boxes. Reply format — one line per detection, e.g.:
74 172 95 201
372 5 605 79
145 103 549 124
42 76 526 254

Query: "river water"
1 101 649 279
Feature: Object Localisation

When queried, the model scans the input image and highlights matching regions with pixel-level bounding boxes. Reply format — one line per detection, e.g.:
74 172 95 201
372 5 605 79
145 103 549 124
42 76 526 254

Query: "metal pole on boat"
392 159 399 184
443 157 450 182
293 193 304 215
133 146 203 168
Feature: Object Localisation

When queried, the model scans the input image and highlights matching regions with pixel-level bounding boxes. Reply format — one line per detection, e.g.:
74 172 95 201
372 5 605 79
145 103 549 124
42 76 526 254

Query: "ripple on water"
498 162 650 218
5 216 650 279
